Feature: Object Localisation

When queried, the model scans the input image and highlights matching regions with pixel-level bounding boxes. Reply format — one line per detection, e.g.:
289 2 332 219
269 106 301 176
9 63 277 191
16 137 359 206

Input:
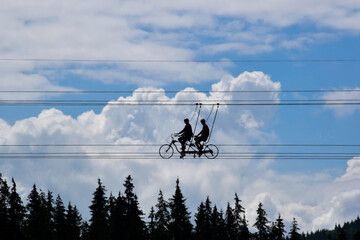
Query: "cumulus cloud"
1 71 359 232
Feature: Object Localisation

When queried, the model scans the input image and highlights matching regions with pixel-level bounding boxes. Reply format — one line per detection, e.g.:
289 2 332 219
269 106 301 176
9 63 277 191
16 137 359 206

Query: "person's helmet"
200 119 205 124
184 118 189 123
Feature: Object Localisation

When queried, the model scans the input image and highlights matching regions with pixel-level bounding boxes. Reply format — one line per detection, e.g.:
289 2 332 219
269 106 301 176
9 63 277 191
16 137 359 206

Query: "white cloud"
0 0 358 89
322 88 360 117
1 72 359 232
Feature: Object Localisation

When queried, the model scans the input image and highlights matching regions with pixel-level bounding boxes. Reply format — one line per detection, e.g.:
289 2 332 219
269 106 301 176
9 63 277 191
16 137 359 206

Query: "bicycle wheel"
203 144 219 159
159 144 174 159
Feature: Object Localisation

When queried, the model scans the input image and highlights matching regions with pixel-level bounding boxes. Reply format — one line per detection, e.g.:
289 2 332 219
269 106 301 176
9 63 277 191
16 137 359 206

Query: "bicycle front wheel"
204 144 219 159
159 144 174 159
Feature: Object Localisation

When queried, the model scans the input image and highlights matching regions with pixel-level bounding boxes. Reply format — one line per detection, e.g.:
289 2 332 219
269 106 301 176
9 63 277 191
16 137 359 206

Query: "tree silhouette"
123 175 147 240
271 214 286 240
88 178 109 240
54 195 66 240
109 192 127 240
289 218 301 240
65 202 82 240
153 190 170 240
148 206 156 240
8 178 26 240
211 205 227 240
169 178 193 240
26 184 46 240
4 174 360 240
233 193 249 240
195 196 214 240
195 201 206 239
253 202 270 240
225 202 236 239
0 175 10 240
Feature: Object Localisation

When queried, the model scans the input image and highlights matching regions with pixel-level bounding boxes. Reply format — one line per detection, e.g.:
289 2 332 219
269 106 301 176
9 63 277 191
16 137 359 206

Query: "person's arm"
196 128 203 137
179 126 185 135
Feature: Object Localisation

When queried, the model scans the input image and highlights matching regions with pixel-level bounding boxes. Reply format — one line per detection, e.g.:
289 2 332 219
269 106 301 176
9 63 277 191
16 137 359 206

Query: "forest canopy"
0 173 359 240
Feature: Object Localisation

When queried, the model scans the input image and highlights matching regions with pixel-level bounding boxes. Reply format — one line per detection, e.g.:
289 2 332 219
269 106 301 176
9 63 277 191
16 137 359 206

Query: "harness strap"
206 103 219 143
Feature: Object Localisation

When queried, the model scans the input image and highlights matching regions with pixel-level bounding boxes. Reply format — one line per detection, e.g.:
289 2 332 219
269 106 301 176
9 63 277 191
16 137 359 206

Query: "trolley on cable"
159 103 220 159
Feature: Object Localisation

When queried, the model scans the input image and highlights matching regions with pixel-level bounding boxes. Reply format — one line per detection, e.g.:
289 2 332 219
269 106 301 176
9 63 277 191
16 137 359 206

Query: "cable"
0 58 360 63
1 99 360 103
0 156 357 160
1 102 359 106
1 144 360 147
1 89 360 93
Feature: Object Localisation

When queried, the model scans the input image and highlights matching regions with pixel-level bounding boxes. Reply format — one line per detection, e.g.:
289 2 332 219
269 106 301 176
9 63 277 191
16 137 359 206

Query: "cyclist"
195 119 209 155
178 118 193 158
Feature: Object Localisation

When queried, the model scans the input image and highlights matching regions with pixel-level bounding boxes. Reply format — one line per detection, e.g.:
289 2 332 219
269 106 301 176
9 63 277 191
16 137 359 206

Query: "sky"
1 0 360 233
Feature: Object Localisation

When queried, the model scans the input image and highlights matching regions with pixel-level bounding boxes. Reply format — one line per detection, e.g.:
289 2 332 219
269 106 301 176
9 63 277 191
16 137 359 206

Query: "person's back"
183 122 193 140
201 122 209 141
178 118 193 158
195 119 210 152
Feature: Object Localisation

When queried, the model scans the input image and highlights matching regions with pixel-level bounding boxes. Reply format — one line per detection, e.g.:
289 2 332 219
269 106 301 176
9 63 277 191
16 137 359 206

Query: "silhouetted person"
178 118 193 158
195 119 209 154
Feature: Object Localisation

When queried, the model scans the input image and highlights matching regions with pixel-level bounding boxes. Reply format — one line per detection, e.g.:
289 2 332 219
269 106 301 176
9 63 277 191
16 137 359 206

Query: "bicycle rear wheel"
203 144 219 159
159 144 174 159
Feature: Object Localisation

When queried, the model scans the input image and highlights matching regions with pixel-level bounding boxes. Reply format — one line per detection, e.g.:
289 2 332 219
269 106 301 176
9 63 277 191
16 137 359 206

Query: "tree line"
0 173 357 240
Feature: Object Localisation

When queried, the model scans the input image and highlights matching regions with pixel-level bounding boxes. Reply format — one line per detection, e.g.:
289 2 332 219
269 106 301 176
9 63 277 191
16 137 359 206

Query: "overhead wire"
0 102 359 106
1 144 359 160
0 58 360 63
1 143 360 147
1 89 360 93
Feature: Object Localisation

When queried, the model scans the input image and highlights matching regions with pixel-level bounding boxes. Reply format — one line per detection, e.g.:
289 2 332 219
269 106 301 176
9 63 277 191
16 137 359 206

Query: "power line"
0 155 357 160
1 102 359 106
0 89 360 94
1 99 360 103
1 144 360 147
0 58 360 63
1 151 358 154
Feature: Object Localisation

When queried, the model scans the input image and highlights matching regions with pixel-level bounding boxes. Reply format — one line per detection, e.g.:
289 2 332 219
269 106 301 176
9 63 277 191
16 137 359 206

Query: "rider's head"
200 119 206 125
184 118 189 124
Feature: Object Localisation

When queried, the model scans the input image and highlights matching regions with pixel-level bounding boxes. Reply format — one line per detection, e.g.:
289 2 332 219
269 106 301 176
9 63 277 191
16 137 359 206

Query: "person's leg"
195 137 200 149
179 136 186 158
179 136 185 151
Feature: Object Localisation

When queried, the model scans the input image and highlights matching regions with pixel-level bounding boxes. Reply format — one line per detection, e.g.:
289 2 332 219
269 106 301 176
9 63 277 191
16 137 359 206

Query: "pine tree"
272 214 286 240
233 193 248 240
153 190 170 240
123 175 147 240
43 191 55 240
253 202 270 240
195 201 207 240
108 193 117 240
148 207 156 240
108 192 126 240
225 202 236 240
211 206 227 240
88 178 109 240
65 202 82 240
26 184 46 240
169 178 193 240
195 196 213 240
54 195 66 240
0 175 10 240
240 213 250 240
289 218 301 240
80 221 90 240
8 178 26 240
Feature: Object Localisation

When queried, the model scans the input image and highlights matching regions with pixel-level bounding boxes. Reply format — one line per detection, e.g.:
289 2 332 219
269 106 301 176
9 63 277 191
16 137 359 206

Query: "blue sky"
1 0 360 232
